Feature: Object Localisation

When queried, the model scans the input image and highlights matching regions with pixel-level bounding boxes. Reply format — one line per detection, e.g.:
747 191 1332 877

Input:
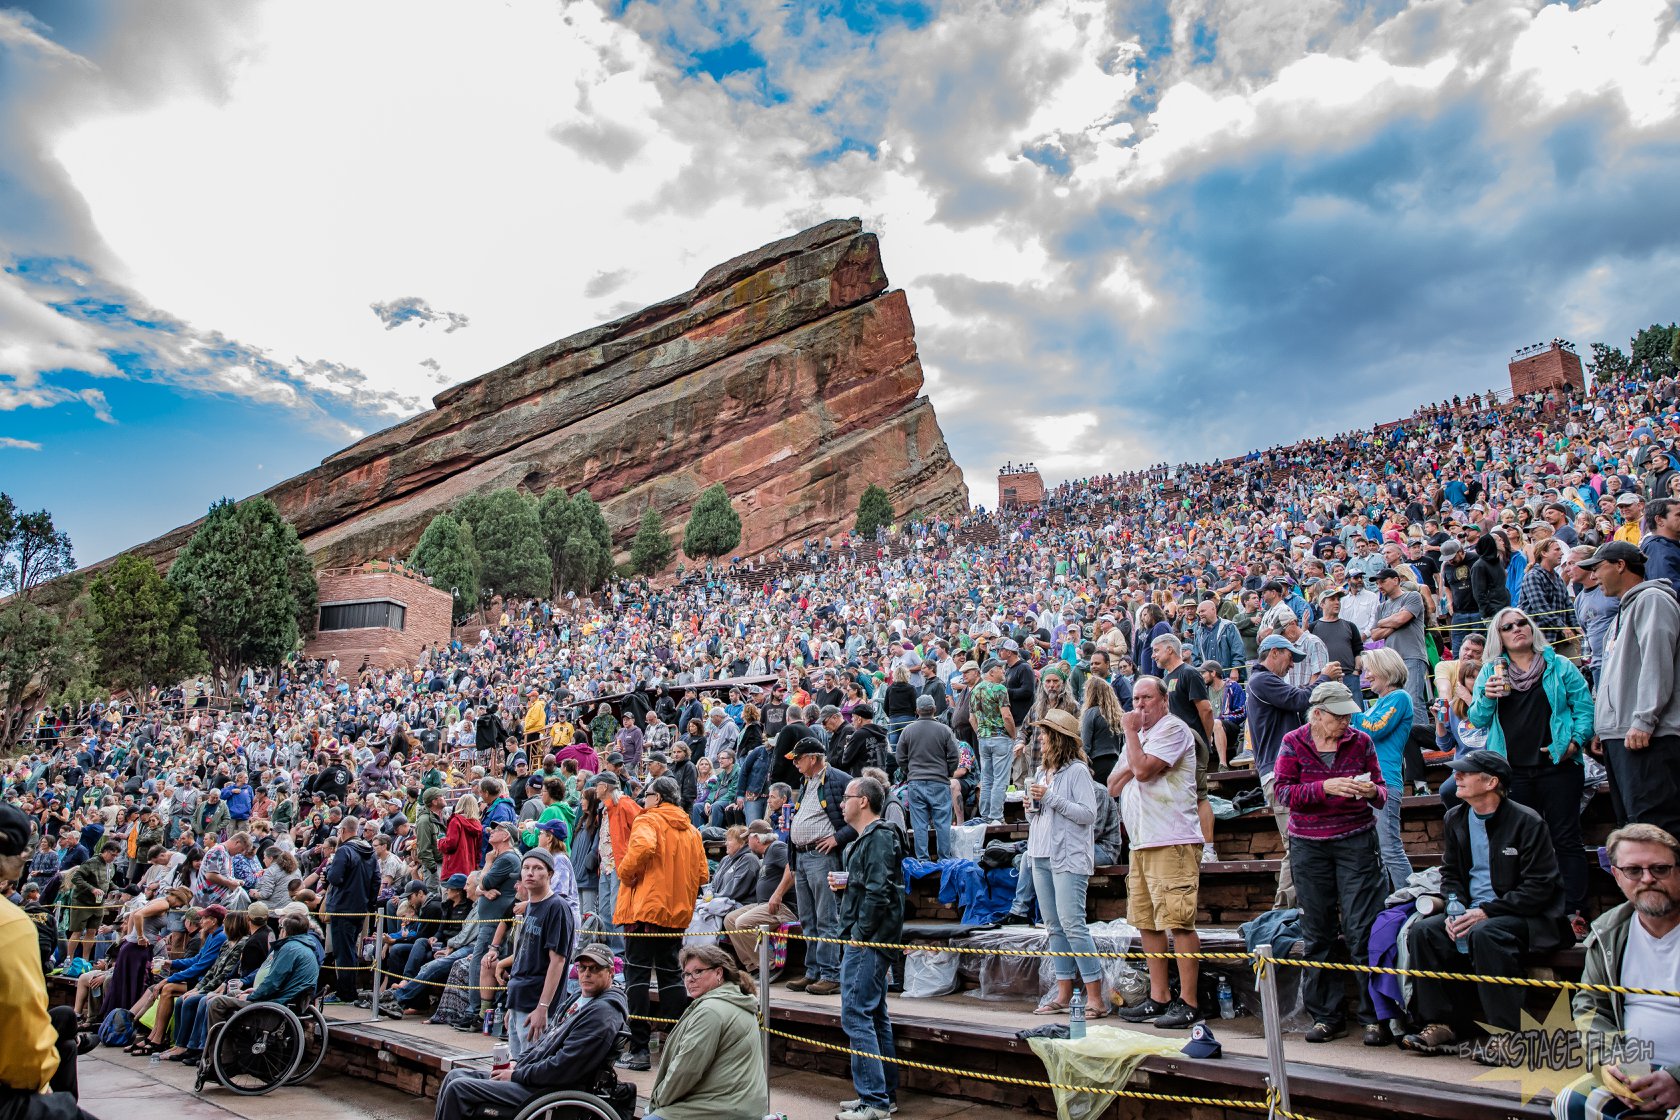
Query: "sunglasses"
1498 620 1531 632
1613 863 1676 882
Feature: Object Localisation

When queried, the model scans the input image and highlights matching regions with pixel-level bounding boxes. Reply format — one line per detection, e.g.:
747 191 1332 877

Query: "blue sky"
2 0 1678 564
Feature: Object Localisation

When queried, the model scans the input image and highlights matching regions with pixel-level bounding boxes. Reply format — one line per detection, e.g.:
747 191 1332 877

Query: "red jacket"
438 814 483 881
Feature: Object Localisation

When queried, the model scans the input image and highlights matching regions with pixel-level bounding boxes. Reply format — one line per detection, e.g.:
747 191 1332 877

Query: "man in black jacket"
1000 640 1036 730
1400 751 1568 1054
836 775 906 1120
432 945 628 1120
323 816 379 1004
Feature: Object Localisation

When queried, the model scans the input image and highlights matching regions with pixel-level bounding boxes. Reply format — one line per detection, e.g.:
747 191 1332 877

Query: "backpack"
98 1007 137 1048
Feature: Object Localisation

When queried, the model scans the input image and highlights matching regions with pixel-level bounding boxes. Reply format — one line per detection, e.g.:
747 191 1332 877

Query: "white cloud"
0 436 44 450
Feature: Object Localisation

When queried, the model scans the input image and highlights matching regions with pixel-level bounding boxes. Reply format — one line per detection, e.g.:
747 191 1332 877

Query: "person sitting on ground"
1399 750 1569 1057
642 945 768 1120
1549 823 1680 1120
431 943 627 1120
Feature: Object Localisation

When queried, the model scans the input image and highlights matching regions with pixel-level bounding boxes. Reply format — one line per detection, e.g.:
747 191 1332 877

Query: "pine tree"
408 513 481 622
459 489 550 599
855 483 895 540
629 508 674 575
540 487 614 595
682 484 742 560
166 497 318 688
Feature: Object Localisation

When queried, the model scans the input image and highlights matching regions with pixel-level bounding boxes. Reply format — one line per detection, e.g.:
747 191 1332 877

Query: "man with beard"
1548 824 1680 1119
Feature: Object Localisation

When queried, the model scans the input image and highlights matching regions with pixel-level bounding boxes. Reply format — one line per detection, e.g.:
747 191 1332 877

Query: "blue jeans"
597 869 619 934
1450 612 1481 656
506 1007 530 1060
173 992 209 1050
905 779 952 861
793 849 842 981
839 945 898 1109
1376 768 1412 892
1029 858 1103 982
465 921 498 1014
741 797 766 824
978 736 1013 821
395 945 469 1004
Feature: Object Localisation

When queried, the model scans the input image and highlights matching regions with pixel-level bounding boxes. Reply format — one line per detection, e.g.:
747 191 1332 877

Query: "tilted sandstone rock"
110 218 969 571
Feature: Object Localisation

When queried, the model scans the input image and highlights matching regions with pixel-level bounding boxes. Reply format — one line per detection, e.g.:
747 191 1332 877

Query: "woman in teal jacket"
1356 648 1415 892
1467 606 1595 935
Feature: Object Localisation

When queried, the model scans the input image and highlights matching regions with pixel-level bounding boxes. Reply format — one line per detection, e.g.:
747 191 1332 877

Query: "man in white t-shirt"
1550 823 1680 1120
1108 675 1204 1031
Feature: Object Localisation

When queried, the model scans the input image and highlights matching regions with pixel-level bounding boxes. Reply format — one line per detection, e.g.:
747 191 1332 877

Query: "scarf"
1505 651 1545 693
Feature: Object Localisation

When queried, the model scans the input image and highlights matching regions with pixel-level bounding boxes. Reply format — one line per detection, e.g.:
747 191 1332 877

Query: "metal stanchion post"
368 912 386 1023
1255 943 1289 1119
757 929 773 1087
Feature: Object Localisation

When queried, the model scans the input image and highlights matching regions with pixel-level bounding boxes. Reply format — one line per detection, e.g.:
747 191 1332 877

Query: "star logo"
1467 992 1653 1105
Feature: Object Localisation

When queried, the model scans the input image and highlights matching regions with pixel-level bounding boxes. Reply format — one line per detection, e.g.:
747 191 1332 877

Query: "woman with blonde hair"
438 793 481 883
1080 676 1125 784
1467 605 1594 936
1355 647 1414 891
1025 708 1103 1018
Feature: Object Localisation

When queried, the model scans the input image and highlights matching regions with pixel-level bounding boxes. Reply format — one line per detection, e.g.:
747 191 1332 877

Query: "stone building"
304 564 453 671
1508 339 1585 396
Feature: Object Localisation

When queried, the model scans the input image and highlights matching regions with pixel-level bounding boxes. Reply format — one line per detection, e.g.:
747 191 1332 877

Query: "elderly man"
724 820 796 966
705 706 740 767
1151 633 1218 863
781 739 855 997
433 944 627 1120
1581 540 1680 836
1400 751 1568 1054
1549 823 1680 1120
895 694 961 860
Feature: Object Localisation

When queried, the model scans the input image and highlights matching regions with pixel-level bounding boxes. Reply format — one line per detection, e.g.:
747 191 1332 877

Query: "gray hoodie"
1594 580 1680 740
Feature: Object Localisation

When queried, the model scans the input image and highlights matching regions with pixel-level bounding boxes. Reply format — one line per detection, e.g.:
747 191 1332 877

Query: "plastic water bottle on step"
1069 988 1086 1040
1445 893 1469 954
1217 976 1235 1020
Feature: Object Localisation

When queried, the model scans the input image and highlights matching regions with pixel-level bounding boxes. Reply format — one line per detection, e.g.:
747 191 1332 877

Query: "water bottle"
1217 976 1235 1020
1446 893 1470 955
1069 988 1086 1040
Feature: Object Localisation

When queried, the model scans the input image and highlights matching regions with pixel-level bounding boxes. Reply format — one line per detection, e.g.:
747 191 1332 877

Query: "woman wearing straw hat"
1025 707 1105 1017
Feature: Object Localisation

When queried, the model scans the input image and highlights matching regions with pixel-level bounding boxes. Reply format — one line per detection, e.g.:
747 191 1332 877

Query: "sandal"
1033 1000 1070 1015
129 1039 165 1056
1084 1004 1109 1021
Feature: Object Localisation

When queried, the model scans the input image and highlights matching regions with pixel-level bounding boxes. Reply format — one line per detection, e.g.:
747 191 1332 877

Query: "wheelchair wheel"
210 1002 304 1095
513 1090 623 1120
286 1005 329 1085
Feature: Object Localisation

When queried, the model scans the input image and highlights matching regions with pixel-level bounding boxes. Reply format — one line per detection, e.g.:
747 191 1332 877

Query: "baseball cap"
1257 635 1305 660
1615 492 1643 506
575 943 614 968
201 905 228 922
851 702 876 720
537 818 569 842
1308 681 1361 716
442 873 469 890
1182 1021 1223 1059
1448 749 1513 785
1373 567 1402 581
785 736 827 760
1199 660 1223 675
1576 540 1645 570
246 901 270 922
403 879 427 896
1000 638 1020 653
592 772 621 789
960 660 980 673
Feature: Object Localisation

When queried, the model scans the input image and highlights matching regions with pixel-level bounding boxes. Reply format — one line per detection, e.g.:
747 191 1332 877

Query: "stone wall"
303 567 454 671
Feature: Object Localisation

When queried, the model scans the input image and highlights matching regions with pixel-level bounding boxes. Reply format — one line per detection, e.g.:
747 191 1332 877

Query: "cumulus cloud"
369 296 471 333
3 0 1677 513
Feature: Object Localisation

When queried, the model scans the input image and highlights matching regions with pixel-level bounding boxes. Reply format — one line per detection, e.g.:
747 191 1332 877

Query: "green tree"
539 487 614 595
408 513 481 623
87 554 206 698
460 488 550 599
854 483 895 540
629 508 674 576
682 484 743 560
167 497 319 691
1587 342 1630 382
1631 323 1678 380
0 497 89 751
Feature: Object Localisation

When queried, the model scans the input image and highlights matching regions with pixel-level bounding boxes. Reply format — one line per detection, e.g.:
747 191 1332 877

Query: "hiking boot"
616 1049 651 1071
1117 997 1169 1023
785 975 815 992
806 979 841 995
1305 1020 1347 1043
1153 998 1200 1030
1398 1023 1458 1055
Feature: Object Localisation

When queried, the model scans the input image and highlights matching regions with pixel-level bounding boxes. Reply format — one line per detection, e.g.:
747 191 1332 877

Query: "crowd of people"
3 370 1680 1120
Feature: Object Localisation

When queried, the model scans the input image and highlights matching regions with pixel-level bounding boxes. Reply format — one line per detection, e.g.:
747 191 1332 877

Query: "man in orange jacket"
613 775 708 1070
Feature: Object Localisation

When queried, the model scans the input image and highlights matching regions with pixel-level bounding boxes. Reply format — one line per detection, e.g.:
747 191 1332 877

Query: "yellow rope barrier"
769 930 1251 960
1269 957 1680 999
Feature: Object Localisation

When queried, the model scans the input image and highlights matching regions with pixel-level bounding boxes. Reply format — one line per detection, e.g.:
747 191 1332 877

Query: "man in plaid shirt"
1517 538 1580 653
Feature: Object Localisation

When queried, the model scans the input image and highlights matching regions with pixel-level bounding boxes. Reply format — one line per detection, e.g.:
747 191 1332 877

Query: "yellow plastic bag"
1027 1025 1185 1120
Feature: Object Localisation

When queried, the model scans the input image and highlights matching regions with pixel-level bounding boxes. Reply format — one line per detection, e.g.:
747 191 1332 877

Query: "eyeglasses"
1613 863 1676 881
1498 620 1531 632
682 964 721 980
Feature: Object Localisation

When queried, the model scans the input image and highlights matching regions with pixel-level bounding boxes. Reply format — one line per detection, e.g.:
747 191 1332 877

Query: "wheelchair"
194 988 330 1096
473 1027 636 1120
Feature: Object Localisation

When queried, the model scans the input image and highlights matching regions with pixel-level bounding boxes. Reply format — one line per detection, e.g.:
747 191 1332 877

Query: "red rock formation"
111 218 968 570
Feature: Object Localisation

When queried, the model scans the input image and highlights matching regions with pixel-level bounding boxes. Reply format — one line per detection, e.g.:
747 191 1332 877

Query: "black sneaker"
616 1049 651 1071
1153 999 1201 1030
451 1014 482 1033
1117 997 1170 1023
999 912 1032 926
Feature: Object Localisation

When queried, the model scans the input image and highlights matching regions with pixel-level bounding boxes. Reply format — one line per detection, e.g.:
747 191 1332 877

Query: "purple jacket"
1272 724 1387 841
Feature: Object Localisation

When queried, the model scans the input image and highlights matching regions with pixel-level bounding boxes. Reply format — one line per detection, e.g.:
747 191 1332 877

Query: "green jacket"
414 808 444 871
838 817 905 950
645 985 767 1120
67 857 112 907
1574 901 1680 1084
1467 649 1595 766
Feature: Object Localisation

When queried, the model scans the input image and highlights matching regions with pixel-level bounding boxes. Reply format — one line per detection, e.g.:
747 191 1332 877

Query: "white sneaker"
1202 844 1219 863
837 1105 894 1120
839 1100 899 1114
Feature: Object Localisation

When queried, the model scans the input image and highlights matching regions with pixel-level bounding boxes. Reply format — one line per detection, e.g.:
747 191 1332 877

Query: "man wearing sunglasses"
1549 823 1680 1120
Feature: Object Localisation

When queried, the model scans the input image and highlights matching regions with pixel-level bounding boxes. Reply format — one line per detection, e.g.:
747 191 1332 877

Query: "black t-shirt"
1162 664 1209 738
505 891 575 1014
1443 557 1475 609
755 840 789 902
1497 682 1552 770
1309 618 1363 672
